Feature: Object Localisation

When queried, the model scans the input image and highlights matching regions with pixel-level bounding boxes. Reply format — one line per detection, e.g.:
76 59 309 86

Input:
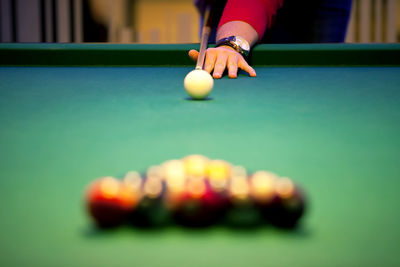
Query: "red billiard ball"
169 177 222 227
85 176 139 228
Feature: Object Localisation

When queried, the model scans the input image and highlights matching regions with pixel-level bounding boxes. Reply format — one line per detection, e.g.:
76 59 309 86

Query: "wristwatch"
215 36 250 58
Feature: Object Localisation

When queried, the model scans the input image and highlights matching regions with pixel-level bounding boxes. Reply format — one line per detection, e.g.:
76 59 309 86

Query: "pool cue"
195 7 212 70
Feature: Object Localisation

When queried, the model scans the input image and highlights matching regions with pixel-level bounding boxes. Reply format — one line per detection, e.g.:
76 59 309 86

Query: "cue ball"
184 70 214 100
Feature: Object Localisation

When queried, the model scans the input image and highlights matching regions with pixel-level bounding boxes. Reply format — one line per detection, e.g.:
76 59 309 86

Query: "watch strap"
215 36 249 58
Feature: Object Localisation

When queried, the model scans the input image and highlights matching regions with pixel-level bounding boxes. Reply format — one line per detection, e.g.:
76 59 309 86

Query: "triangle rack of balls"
85 155 307 229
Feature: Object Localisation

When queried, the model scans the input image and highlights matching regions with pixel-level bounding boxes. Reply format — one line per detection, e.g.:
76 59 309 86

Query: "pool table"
0 43 400 266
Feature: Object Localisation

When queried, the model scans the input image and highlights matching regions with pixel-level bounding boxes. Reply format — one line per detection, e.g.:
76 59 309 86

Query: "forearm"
216 21 259 47
216 0 284 43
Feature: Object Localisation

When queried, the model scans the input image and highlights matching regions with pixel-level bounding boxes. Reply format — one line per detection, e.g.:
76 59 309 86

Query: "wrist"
216 21 258 47
219 45 238 52
215 36 250 58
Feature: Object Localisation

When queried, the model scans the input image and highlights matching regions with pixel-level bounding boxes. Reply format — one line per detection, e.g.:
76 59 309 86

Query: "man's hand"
188 46 257 79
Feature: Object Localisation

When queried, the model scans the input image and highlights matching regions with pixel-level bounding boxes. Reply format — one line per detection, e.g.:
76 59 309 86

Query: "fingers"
238 58 257 77
188 47 256 78
188 49 198 61
213 53 228 79
204 50 217 73
227 55 238 78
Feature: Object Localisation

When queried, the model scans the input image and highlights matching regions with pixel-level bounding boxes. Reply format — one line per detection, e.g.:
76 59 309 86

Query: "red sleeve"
217 0 283 42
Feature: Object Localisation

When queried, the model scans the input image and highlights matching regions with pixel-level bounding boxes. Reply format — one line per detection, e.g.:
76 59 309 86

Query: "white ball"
184 69 214 100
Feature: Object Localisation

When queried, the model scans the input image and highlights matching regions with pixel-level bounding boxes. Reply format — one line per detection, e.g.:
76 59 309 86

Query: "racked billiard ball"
169 177 221 227
162 159 186 193
129 174 170 228
85 176 138 228
206 159 232 192
183 154 209 178
249 171 278 222
268 177 307 228
224 172 261 228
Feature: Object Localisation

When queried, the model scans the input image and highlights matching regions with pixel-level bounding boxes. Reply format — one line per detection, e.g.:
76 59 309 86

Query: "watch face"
235 36 250 51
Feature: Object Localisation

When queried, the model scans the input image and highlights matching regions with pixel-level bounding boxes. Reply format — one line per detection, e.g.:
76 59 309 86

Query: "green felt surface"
1 64 400 266
1 43 400 266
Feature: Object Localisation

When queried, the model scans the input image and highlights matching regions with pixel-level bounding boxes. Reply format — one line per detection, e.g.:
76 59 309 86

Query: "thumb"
188 49 199 61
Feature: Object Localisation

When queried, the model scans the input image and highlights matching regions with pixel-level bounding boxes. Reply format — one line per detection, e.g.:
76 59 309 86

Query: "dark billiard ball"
129 174 170 228
249 171 278 222
169 177 221 227
268 177 307 229
224 174 262 228
85 176 138 228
